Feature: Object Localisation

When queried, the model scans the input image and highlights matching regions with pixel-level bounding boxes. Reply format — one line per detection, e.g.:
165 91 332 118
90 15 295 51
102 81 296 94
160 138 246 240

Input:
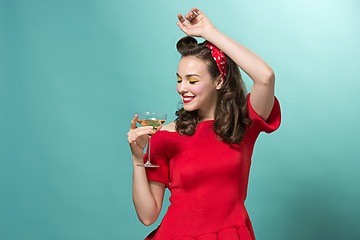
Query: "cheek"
190 84 206 95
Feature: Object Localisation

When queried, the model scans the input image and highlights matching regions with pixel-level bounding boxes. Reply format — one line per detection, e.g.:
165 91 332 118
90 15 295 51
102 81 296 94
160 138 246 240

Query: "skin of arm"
203 28 275 121
178 8 276 121
132 158 166 226
128 115 166 226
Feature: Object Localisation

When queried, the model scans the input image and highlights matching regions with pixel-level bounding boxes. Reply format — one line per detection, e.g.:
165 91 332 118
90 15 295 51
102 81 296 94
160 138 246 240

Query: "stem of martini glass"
145 134 152 165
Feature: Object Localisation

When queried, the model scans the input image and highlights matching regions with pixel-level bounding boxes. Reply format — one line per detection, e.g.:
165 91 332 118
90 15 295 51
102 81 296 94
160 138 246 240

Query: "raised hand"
127 114 153 161
176 8 215 38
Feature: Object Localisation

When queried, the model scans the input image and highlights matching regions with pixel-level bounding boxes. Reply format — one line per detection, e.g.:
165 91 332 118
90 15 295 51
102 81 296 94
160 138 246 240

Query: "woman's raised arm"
177 8 275 121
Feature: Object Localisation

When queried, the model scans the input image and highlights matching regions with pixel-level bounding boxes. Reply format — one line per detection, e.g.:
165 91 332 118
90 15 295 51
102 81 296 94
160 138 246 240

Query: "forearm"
203 28 274 83
132 157 159 226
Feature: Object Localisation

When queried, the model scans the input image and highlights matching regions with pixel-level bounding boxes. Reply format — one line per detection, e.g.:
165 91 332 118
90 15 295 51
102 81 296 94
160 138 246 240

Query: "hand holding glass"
136 112 167 167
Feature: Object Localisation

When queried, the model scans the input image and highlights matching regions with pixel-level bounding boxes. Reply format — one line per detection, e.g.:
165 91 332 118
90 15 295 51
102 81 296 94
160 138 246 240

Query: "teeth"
184 97 194 101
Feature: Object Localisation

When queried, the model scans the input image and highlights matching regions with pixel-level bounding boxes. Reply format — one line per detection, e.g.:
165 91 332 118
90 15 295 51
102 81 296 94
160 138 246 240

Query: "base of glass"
137 162 160 167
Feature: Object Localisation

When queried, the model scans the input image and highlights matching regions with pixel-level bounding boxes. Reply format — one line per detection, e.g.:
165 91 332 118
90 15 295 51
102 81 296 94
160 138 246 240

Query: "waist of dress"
168 192 246 211
156 206 252 240
164 200 248 226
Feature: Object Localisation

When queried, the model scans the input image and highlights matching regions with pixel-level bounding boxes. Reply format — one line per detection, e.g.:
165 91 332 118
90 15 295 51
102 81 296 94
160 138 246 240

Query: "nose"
177 80 189 94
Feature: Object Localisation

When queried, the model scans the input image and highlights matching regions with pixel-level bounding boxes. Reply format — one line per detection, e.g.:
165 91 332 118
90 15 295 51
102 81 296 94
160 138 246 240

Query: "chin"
183 104 198 112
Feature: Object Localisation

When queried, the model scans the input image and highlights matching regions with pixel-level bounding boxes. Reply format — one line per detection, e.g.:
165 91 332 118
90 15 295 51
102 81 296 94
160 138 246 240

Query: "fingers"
178 7 201 24
189 9 198 19
178 10 198 24
186 9 199 22
129 114 152 143
176 13 188 33
176 21 188 34
130 114 138 130
127 126 152 143
184 14 191 22
177 13 186 23
191 8 202 16
185 13 195 22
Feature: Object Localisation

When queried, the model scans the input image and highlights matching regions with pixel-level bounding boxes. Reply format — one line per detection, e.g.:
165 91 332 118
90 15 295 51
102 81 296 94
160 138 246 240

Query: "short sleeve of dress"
247 93 281 133
143 131 170 188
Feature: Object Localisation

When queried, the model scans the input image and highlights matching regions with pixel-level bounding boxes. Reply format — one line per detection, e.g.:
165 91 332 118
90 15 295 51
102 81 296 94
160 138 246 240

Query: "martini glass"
136 112 167 167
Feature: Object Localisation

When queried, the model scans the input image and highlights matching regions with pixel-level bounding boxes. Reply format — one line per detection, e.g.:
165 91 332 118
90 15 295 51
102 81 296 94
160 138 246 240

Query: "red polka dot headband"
205 41 227 80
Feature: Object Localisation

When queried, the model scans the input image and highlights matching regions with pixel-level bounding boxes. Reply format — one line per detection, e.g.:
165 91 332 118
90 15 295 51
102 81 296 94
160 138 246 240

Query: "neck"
198 109 215 122
198 92 219 121
198 105 218 122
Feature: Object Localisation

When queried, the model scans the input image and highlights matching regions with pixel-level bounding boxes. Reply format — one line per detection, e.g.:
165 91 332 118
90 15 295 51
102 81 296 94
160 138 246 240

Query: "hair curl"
175 36 252 144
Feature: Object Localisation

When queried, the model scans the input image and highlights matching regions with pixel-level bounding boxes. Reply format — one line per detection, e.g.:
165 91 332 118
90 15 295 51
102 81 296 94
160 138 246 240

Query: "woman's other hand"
176 8 215 38
127 114 153 161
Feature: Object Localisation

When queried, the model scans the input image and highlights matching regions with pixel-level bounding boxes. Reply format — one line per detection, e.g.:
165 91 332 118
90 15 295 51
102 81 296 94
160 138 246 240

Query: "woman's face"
177 56 221 119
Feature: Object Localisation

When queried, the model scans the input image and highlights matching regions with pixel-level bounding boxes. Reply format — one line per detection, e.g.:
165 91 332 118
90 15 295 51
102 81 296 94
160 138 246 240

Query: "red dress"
143 93 281 240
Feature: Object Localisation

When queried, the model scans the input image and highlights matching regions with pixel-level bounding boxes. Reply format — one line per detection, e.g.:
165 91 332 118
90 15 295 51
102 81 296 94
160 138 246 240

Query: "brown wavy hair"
175 36 252 144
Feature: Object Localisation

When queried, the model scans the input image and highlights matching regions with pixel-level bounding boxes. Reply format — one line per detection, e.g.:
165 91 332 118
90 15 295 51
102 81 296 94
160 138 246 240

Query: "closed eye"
176 74 199 84
189 78 199 84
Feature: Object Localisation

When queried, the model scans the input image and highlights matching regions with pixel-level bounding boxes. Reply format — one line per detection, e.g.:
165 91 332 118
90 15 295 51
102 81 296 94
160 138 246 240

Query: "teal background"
1 0 359 239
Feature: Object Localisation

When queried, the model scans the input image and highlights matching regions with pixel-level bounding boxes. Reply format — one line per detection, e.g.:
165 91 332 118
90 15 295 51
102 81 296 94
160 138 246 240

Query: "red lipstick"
183 96 195 103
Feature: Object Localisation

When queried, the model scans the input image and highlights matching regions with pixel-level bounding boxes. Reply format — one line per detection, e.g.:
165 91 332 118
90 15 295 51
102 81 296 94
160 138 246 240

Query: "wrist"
132 156 144 165
202 26 220 42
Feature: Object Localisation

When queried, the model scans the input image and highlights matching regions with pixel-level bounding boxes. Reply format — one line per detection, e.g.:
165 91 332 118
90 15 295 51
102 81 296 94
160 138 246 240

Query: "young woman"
128 8 281 240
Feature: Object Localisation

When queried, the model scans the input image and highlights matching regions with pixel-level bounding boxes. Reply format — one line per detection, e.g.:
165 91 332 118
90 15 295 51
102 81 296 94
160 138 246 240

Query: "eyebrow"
176 73 201 78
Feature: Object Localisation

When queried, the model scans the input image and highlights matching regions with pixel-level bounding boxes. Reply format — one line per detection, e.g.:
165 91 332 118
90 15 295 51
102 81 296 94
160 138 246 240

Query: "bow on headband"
205 41 227 80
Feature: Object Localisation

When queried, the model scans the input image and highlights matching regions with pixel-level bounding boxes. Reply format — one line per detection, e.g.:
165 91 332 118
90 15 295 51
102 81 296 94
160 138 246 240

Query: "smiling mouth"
183 96 195 103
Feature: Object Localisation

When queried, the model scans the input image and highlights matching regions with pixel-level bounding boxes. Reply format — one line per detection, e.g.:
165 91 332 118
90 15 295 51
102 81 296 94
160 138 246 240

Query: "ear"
215 76 224 90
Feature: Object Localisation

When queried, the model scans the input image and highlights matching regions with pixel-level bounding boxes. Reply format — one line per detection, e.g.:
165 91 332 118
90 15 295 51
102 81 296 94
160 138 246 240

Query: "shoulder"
246 92 281 133
150 122 174 151
160 121 176 132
